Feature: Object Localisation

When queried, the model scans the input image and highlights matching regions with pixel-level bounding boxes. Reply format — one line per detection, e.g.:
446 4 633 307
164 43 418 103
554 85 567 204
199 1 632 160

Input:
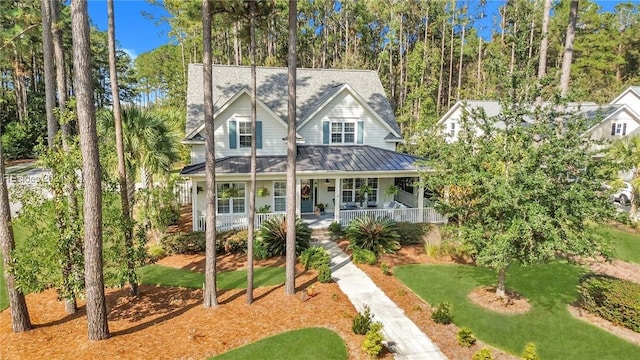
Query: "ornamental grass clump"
346 216 400 257
256 215 310 257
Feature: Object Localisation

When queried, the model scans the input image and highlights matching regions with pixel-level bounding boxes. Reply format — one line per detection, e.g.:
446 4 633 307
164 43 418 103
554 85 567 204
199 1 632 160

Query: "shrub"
346 216 400 256
218 230 248 253
352 305 374 335
380 262 391 275
431 302 453 325
521 343 539 360
578 274 640 332
257 215 311 256
299 246 330 270
318 264 332 283
351 246 377 265
160 232 205 254
328 221 343 238
253 240 270 260
425 244 441 258
395 222 430 245
362 322 384 358
147 244 166 261
456 327 476 347
473 348 494 360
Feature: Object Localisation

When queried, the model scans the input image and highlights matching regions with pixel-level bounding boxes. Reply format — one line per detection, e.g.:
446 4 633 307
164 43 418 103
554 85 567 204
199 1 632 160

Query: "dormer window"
331 121 356 143
238 121 252 148
611 122 627 136
449 122 457 137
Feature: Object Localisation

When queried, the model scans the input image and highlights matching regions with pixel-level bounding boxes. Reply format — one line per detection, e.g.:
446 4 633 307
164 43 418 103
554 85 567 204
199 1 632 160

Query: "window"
238 121 252 148
611 122 627 136
273 181 286 212
341 178 378 203
449 122 456 136
217 183 245 214
331 121 356 144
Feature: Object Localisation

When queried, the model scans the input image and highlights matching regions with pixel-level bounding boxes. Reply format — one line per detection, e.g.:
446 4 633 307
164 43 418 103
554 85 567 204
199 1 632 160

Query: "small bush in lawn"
521 343 539 360
147 244 166 261
456 327 476 347
318 264 332 283
352 305 374 335
578 274 640 332
351 246 377 265
395 222 430 245
298 246 330 270
362 322 384 358
328 221 343 238
257 215 311 257
431 302 453 325
381 262 391 275
473 348 494 360
160 232 205 254
346 216 400 256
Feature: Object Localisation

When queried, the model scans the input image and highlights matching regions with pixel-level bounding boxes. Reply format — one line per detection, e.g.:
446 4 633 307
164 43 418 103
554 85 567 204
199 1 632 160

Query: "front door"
300 179 314 213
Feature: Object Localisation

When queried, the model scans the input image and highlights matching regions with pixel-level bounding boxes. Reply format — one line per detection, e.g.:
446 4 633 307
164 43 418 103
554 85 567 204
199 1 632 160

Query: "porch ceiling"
180 145 427 176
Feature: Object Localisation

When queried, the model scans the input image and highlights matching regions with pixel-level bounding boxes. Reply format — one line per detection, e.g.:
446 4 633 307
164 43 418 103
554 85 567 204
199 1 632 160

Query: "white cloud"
121 48 138 61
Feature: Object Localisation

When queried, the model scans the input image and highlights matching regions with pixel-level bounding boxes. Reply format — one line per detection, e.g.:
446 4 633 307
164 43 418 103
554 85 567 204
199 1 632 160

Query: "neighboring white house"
181 64 444 231
435 86 640 143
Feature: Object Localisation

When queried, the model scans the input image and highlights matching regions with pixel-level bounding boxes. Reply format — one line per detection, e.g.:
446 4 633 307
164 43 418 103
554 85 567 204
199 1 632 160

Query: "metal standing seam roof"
185 64 400 137
180 145 426 176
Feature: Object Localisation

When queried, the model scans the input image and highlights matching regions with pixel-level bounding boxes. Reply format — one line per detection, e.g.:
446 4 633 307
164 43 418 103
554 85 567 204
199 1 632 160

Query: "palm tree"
71 0 110 340
285 0 297 296
608 136 640 218
107 0 136 296
202 0 218 308
0 135 31 333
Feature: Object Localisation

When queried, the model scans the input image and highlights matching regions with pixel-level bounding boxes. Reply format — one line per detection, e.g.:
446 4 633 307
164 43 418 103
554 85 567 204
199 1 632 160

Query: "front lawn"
211 327 348 360
596 226 640 264
139 264 285 290
395 262 640 359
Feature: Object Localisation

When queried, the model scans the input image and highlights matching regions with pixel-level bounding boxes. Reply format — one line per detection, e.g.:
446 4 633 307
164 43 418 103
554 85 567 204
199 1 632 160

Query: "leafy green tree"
419 79 613 297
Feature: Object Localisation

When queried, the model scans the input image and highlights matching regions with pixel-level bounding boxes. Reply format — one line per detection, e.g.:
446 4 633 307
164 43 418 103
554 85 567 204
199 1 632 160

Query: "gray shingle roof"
180 145 424 175
186 64 399 137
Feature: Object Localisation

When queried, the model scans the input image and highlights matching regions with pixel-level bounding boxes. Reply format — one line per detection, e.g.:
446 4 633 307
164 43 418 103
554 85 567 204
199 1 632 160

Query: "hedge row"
578 274 640 333
160 230 248 255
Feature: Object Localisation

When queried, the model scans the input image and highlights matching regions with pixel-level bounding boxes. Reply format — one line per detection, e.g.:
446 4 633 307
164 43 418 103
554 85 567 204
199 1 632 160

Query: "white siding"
612 92 640 116
191 94 287 162
588 109 640 141
298 90 396 150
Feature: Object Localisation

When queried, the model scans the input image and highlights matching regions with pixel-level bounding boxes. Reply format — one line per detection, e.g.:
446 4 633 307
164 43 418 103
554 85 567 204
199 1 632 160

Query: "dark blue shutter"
323 121 330 144
256 121 262 149
623 123 627 136
611 123 616 136
229 120 237 149
357 121 364 144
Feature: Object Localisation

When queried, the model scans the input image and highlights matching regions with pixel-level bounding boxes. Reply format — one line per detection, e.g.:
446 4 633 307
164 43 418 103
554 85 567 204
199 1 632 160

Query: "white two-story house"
181 64 444 231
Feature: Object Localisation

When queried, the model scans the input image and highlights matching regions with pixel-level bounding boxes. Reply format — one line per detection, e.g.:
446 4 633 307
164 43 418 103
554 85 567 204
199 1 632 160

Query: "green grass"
0 223 28 311
138 264 285 290
395 262 640 359
211 327 348 360
595 226 640 264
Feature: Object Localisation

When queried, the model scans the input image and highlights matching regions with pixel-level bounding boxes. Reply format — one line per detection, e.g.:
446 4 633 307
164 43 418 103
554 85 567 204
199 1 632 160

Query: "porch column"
192 179 198 231
296 179 301 217
417 185 425 222
334 178 341 222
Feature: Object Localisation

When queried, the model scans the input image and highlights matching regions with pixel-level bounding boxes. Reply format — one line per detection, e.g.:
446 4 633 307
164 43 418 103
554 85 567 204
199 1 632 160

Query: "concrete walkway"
314 233 447 360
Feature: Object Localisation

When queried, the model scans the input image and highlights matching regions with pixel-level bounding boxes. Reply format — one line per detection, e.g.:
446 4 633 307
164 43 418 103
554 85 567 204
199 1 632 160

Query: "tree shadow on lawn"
253 271 318 302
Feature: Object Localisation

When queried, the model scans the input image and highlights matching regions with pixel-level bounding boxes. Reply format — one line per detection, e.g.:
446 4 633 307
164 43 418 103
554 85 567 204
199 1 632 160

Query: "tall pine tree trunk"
41 0 57 147
107 0 136 296
559 0 579 98
447 1 456 109
285 0 298 296
0 135 32 333
202 0 218 308
247 0 257 305
536 0 552 105
71 0 110 340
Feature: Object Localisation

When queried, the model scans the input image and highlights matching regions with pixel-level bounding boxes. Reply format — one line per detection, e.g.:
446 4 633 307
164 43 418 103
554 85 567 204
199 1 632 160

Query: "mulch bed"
467 287 531 315
1 252 377 359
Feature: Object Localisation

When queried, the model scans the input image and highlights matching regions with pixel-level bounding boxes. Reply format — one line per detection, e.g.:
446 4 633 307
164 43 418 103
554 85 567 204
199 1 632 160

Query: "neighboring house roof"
610 85 640 105
180 145 425 175
186 64 399 137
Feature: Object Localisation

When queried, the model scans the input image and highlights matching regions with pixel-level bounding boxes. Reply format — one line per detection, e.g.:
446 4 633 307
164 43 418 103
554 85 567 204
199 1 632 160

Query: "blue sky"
87 0 637 60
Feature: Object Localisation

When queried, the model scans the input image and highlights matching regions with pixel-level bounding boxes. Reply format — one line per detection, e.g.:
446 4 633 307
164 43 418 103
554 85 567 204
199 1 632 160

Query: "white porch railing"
196 212 283 232
338 207 446 226
173 179 192 205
